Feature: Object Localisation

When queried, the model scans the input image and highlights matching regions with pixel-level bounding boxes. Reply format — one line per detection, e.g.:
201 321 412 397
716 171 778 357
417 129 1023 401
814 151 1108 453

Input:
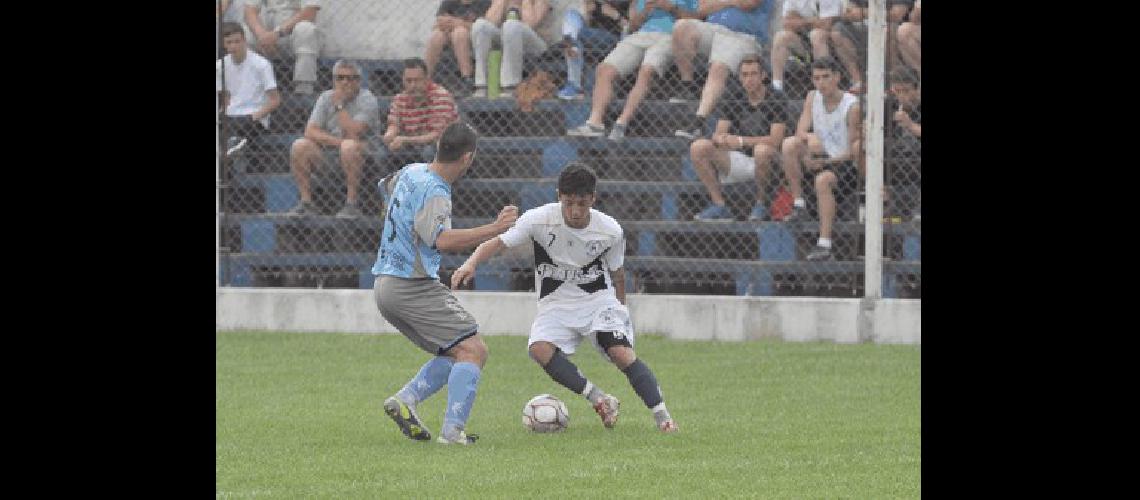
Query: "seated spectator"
671 0 776 140
780 56 861 261
243 0 322 95
690 55 790 222
566 0 699 141
557 0 630 100
829 0 912 94
897 0 920 75
381 58 461 178
287 60 380 219
217 21 281 158
426 0 492 97
769 0 841 95
471 0 579 98
217 0 243 59
885 65 920 221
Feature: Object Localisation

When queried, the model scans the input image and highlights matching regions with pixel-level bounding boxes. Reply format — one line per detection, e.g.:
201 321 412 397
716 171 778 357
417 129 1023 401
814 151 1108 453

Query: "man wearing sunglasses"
287 59 380 219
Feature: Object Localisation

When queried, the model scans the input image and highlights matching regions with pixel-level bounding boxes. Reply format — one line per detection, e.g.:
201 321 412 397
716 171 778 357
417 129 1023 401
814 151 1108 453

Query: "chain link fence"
217 0 920 298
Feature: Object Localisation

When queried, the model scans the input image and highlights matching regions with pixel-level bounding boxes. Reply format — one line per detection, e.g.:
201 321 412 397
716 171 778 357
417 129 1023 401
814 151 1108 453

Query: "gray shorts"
680 20 761 76
602 31 673 77
374 276 479 355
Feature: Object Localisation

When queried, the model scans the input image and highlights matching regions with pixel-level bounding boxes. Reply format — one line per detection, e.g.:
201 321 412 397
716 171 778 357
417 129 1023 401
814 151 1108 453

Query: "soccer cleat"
335 202 362 219
805 245 834 261
567 122 606 137
658 419 679 433
748 204 768 221
694 203 732 222
436 430 479 445
593 394 621 429
383 396 432 441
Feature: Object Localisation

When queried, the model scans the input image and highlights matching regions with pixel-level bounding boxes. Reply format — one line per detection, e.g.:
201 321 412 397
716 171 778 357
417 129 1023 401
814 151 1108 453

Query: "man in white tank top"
779 56 862 261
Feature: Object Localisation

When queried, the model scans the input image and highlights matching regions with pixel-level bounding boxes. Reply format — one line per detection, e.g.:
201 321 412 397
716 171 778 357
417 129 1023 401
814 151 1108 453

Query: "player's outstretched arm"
435 205 518 252
451 236 507 289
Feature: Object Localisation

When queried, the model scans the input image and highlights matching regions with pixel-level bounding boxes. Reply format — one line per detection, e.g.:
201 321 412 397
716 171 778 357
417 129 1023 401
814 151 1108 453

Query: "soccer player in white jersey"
452 163 678 433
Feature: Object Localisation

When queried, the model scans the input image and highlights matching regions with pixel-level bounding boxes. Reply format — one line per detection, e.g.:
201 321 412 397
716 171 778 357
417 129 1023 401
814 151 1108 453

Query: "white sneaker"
593 394 620 429
567 123 605 137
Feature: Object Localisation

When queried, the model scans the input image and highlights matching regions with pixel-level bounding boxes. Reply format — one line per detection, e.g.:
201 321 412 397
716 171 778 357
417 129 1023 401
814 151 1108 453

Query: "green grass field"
216 331 920 498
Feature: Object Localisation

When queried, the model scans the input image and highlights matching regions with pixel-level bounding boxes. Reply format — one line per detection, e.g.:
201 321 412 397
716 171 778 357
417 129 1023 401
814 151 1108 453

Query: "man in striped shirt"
381 58 460 174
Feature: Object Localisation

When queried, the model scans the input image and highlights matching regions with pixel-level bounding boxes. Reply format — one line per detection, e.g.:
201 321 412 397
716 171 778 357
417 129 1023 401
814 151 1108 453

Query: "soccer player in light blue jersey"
374 122 519 445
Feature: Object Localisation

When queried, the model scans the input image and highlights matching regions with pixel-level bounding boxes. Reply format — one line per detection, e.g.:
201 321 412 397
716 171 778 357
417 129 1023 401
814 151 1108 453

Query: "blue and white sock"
441 362 482 437
396 356 454 406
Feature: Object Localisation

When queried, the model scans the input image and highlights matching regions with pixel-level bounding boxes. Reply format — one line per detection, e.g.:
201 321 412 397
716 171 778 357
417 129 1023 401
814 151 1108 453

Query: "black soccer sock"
622 359 663 409
542 348 589 395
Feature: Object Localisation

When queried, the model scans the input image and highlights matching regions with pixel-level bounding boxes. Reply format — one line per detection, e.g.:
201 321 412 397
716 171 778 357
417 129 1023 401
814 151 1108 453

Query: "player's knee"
605 345 636 370
528 341 556 365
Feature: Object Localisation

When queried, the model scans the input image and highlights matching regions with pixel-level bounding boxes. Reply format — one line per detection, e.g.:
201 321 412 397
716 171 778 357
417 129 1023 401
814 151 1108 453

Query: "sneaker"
805 245 834 261
471 87 487 98
436 430 479 445
567 122 606 137
748 204 768 221
658 419 679 433
607 122 627 142
225 136 248 157
782 205 809 222
285 200 315 217
558 82 584 101
693 203 732 222
669 81 700 104
336 202 363 219
593 394 621 429
674 115 705 140
383 396 432 441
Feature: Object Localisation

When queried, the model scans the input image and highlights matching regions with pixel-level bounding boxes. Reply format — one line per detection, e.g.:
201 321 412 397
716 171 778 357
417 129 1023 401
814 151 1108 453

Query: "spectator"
829 0 912 94
381 58 461 177
243 0 322 95
217 0 243 59
691 55 789 222
897 0 920 75
886 65 920 221
426 0 492 97
557 0 630 100
769 0 841 95
671 0 777 140
566 0 699 141
472 1 587 98
287 59 380 219
780 56 861 261
217 21 281 158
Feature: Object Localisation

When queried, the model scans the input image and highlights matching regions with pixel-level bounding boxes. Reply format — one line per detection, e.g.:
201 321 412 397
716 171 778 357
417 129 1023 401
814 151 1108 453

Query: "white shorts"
678 20 761 76
720 150 757 184
527 302 635 360
602 32 672 77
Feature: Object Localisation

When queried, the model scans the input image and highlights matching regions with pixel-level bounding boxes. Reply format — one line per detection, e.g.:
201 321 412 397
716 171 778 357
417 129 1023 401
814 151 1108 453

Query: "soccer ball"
522 394 569 433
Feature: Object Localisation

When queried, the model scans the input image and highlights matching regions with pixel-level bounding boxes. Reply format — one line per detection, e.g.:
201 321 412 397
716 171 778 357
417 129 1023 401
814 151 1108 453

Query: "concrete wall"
217 288 920 344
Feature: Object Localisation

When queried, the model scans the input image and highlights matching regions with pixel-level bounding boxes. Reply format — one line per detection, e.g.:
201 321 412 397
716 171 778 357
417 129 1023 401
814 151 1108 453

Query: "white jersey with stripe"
498 203 625 310
811 90 859 159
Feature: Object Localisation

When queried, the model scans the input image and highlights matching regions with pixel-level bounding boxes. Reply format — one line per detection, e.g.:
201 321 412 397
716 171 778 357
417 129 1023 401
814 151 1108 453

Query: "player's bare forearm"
436 225 503 252
612 267 626 304
451 237 507 289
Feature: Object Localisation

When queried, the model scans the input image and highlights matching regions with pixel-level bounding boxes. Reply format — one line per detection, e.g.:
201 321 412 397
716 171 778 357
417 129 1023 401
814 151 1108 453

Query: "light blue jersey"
706 1 775 45
372 163 453 280
636 0 699 34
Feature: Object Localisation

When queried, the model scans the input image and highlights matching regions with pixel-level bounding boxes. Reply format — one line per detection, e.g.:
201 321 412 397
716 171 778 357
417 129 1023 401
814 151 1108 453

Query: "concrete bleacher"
222 57 919 298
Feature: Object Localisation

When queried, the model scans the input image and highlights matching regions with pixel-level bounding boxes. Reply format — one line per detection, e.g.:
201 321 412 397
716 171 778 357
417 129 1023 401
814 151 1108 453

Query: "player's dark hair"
403 57 428 74
221 22 244 38
558 163 597 196
889 66 919 88
810 56 841 74
436 122 478 162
